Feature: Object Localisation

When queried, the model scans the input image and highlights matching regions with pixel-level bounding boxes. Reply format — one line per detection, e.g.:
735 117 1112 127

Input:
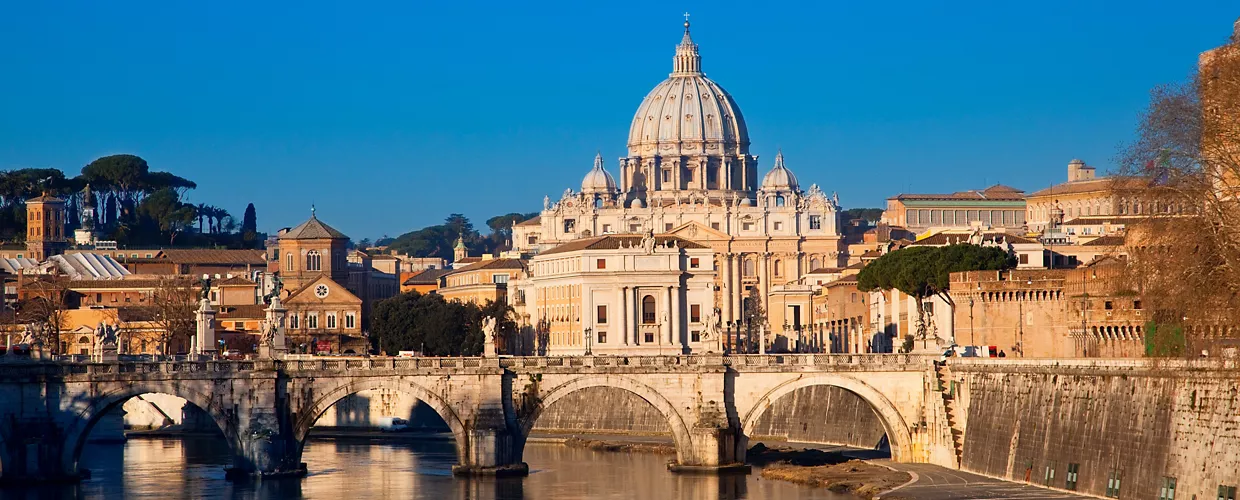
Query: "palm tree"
195 203 208 233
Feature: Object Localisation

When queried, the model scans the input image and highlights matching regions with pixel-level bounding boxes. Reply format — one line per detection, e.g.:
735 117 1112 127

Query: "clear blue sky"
1 1 1236 241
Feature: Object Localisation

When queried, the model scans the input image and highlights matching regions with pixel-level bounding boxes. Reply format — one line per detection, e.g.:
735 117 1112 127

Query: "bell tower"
25 193 67 261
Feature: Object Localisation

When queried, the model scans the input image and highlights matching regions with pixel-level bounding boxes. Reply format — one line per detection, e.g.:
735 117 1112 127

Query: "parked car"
378 417 409 432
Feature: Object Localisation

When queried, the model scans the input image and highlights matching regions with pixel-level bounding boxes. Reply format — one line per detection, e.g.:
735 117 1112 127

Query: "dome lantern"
581 152 618 194
761 150 799 192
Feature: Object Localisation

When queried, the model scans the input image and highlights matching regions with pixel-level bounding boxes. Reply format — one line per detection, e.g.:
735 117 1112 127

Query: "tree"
16 276 70 354
149 278 199 355
1114 30 1240 335
81 154 150 220
842 208 884 224
742 286 766 353
241 203 258 248
858 244 1014 348
371 291 499 356
138 188 196 245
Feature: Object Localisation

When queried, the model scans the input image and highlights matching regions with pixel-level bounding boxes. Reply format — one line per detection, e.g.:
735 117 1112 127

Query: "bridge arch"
522 375 694 463
294 378 468 463
741 374 914 462
60 381 237 475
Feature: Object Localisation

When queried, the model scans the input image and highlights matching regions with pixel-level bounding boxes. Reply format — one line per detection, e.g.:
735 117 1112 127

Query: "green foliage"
842 208 884 223
387 212 539 259
372 291 515 356
857 244 1015 300
1144 321 1187 357
241 203 258 248
137 188 196 245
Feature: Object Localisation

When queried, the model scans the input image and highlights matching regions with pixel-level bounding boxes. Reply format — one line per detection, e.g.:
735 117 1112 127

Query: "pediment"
666 221 729 243
285 276 362 305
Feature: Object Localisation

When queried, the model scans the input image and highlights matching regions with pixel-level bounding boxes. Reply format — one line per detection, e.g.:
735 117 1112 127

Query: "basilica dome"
581 152 617 193
626 21 750 158
761 151 799 191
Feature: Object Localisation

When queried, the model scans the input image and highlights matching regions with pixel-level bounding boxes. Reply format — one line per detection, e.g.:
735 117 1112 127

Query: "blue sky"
1 1 1236 240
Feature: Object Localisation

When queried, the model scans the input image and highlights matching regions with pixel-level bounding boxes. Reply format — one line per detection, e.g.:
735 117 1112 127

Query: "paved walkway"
876 462 1092 500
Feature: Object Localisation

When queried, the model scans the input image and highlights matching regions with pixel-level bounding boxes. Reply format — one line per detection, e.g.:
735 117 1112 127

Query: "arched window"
773 259 783 277
285 253 293 271
743 257 755 277
775 196 785 207
810 257 821 271
307 250 322 271
641 295 656 324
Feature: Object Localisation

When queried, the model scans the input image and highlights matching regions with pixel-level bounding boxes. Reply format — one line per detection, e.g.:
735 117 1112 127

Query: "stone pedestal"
194 299 218 358
259 297 288 359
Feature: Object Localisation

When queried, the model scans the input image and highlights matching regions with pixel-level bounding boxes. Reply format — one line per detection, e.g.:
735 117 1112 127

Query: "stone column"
259 297 288 359
619 287 629 346
668 286 678 346
721 253 733 325
732 254 742 323
632 287 641 345
195 298 217 359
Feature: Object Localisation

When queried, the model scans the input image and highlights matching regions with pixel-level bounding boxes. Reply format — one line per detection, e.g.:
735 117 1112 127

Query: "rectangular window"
967 210 978 222
597 331 606 343
690 257 700 268
1066 463 1079 490
691 331 700 342
563 219 576 233
665 223 673 231
1106 470 1121 498
345 313 356 329
95 293 102 303
1219 485 1237 500
307 314 318 329
773 221 783 231
662 169 671 183
327 313 337 329
1044 464 1056 485
742 222 754 231
685 168 694 182
602 224 611 233
629 223 641 232
691 304 701 323
809 215 822 230
711 223 720 230
528 236 537 244
597 305 608 324
644 332 654 343
1105 301 1113 310
597 258 606 269
1159 477 1176 500
493 274 509 284
1134 300 1142 310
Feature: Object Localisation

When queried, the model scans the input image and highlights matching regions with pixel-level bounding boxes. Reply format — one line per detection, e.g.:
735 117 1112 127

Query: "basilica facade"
511 20 845 353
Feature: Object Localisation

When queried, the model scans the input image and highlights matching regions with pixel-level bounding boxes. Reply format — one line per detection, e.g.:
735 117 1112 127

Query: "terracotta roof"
217 304 267 319
448 258 527 273
371 254 400 260
824 276 859 287
516 216 542 227
161 249 266 265
26 194 63 203
911 232 1037 246
860 250 882 258
403 268 451 285
455 257 482 265
807 267 844 274
846 262 865 270
1028 177 1145 198
891 184 1026 202
67 279 165 289
280 214 348 240
539 235 708 256
216 276 256 286
1082 235 1126 246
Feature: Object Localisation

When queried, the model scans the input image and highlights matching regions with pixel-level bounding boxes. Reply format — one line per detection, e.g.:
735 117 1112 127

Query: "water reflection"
0 437 848 500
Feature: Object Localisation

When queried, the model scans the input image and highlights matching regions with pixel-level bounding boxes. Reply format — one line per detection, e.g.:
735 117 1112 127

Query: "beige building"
438 257 525 305
881 185 1027 235
511 234 716 356
1026 159 1149 233
512 21 845 352
270 210 367 353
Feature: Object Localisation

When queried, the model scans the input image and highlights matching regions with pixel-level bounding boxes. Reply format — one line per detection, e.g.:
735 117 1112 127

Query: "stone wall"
748 385 886 449
531 386 671 435
955 359 1240 498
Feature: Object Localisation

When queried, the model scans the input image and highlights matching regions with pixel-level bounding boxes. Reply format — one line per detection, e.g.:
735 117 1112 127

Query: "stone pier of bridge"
0 354 942 483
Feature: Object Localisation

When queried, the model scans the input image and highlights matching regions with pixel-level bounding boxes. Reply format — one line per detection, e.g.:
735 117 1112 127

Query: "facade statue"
200 276 212 300
543 195 550 210
640 230 657 254
704 308 720 340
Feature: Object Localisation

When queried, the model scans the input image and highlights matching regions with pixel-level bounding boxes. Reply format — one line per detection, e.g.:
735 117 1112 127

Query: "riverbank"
747 444 910 498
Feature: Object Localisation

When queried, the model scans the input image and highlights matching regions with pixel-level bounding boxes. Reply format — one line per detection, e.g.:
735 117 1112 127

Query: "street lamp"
584 327 592 356
968 295 975 347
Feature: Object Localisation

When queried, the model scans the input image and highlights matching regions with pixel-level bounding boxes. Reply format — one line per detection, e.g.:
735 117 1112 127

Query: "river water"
3 436 850 500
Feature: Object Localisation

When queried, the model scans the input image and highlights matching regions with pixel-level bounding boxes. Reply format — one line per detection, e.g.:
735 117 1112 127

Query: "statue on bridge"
481 316 498 358
200 276 212 301
262 275 284 305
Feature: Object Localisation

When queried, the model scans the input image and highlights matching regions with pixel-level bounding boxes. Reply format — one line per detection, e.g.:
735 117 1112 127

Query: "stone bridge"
0 354 952 483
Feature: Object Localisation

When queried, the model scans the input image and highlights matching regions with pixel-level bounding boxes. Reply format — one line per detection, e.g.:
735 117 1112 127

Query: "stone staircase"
933 362 964 467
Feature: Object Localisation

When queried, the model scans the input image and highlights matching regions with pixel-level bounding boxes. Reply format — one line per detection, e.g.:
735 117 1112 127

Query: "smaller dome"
581 152 618 193
761 150 799 191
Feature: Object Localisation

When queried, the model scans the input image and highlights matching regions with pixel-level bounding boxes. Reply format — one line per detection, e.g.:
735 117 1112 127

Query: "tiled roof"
448 258 527 274
403 268 451 285
1082 236 1126 246
516 216 542 227
1061 216 1144 226
539 235 708 256
280 215 348 240
217 304 267 319
891 184 1026 202
845 262 865 270
161 249 266 265
455 257 482 265
1028 177 1145 198
807 267 844 274
911 232 1037 246
216 276 256 286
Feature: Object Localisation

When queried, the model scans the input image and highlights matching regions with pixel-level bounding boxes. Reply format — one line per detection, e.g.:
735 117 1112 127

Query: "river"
2 436 852 500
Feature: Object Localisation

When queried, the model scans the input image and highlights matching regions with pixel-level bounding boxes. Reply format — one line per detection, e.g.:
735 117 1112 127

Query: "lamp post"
584 327 592 356
968 295 975 347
